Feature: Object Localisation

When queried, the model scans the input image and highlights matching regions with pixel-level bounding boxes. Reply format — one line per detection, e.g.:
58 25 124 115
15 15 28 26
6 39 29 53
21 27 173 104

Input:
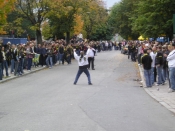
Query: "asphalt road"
0 51 175 131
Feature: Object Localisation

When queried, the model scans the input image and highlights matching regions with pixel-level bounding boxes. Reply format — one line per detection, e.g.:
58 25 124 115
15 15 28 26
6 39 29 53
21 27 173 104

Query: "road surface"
0 51 175 131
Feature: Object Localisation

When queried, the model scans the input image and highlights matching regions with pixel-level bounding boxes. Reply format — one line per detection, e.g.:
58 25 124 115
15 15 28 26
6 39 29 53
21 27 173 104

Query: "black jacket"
59 47 64 54
155 51 163 66
0 51 3 63
141 53 152 70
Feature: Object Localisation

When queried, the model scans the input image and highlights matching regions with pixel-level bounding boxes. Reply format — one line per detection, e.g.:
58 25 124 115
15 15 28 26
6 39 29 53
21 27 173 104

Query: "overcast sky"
106 0 121 8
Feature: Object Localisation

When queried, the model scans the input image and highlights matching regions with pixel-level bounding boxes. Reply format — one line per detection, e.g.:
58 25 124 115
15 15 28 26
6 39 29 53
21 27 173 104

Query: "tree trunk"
36 29 42 44
66 32 70 44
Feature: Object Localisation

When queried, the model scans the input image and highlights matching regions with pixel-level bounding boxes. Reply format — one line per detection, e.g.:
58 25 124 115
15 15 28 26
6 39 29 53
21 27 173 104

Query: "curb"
138 65 175 114
0 67 46 84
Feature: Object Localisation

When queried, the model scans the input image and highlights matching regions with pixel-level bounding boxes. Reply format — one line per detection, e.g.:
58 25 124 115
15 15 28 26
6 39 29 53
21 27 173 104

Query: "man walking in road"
73 49 92 85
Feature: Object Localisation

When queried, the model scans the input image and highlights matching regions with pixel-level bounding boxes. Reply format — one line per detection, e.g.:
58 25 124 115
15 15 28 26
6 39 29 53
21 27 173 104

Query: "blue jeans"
74 68 91 84
59 54 63 64
0 63 2 80
14 61 19 75
46 55 53 67
144 69 152 87
169 67 175 90
151 67 154 85
11 59 15 73
163 68 168 80
156 66 165 84
27 58 32 70
18 59 24 74
67 55 71 64
131 52 136 61
2 60 9 76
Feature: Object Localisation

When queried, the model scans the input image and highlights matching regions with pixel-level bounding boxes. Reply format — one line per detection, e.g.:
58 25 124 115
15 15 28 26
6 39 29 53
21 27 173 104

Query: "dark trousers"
74 68 91 84
131 52 136 61
2 60 9 76
62 54 69 64
154 67 157 82
138 54 142 64
88 57 94 69
14 61 19 75
27 58 32 70
0 63 2 80
40 55 46 66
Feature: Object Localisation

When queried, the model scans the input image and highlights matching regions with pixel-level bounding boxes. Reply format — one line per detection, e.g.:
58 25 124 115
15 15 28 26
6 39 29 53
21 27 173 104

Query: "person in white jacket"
86 46 95 70
166 43 175 93
150 46 157 85
73 49 92 85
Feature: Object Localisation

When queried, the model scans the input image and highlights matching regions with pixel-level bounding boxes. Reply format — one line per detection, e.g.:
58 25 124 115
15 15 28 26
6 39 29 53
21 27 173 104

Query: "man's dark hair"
143 49 147 54
172 42 175 46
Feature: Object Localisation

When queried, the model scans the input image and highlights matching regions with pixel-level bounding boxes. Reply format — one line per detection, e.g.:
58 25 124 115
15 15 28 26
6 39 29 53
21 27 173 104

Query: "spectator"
1 46 10 77
9 44 15 74
141 49 153 87
137 43 143 65
46 45 53 69
14 45 19 76
155 46 165 86
26 44 34 71
0 46 3 80
150 46 157 85
166 42 175 93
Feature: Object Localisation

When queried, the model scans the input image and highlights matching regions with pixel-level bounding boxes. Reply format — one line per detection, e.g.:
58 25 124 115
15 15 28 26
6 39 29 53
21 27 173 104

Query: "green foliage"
90 24 113 41
3 10 35 38
131 0 175 39
108 0 175 40
108 0 139 40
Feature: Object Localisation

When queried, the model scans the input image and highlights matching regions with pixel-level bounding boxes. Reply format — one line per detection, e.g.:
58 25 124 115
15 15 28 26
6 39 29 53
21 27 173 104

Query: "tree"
0 0 15 27
15 0 49 44
46 0 87 44
42 21 52 40
82 0 108 40
108 0 139 40
130 0 175 40
3 10 35 38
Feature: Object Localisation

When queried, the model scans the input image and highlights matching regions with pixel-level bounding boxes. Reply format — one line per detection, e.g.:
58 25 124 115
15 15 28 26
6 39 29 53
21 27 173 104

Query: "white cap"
7 41 11 44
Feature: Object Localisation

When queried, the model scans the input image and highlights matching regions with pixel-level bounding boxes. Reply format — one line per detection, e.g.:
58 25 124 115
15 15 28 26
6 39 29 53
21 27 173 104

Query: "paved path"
0 51 175 131
138 65 175 113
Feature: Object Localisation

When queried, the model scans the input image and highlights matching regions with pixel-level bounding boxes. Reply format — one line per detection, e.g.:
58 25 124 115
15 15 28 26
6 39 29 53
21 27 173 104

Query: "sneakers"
162 82 166 85
155 83 160 86
73 82 76 85
168 88 175 93
88 83 93 85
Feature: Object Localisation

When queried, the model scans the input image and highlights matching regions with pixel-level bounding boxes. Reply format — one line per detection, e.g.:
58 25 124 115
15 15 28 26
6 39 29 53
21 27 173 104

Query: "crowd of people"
125 40 175 93
2 38 174 93
0 40 118 81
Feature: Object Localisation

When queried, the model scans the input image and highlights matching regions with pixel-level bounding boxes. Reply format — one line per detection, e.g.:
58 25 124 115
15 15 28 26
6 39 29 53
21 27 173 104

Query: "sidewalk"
0 66 47 83
138 64 175 114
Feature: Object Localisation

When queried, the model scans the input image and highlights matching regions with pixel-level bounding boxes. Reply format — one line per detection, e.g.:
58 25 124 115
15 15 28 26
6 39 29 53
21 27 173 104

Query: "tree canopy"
108 0 175 40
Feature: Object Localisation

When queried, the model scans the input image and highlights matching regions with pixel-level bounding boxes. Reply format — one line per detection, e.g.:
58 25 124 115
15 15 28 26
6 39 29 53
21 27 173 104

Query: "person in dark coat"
0 46 3 80
141 49 153 87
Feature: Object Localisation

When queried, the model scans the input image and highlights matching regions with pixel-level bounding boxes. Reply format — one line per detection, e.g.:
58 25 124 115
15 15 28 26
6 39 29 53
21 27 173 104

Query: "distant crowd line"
0 40 122 80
